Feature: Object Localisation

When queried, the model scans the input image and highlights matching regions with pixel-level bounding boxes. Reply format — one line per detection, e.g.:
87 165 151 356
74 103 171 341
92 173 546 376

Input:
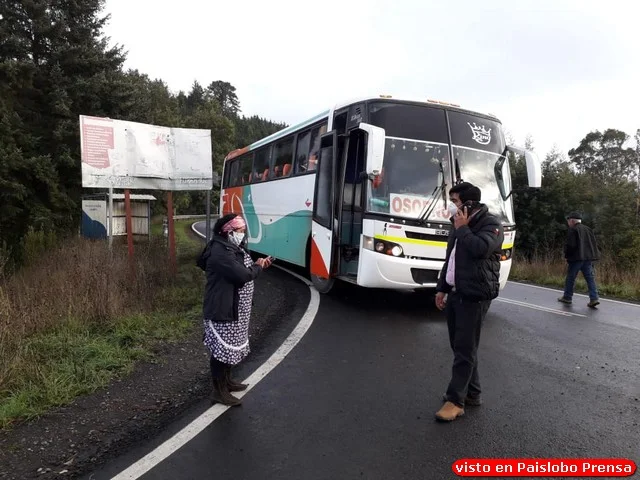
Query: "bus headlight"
363 236 374 251
363 236 404 258
500 248 512 261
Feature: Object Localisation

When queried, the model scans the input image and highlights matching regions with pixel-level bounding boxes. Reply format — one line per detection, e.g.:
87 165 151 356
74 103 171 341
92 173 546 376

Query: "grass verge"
510 253 640 301
0 220 204 429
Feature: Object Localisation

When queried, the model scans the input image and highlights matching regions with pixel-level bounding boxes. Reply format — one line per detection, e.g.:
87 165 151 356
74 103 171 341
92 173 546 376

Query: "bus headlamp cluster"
500 248 512 261
363 236 404 257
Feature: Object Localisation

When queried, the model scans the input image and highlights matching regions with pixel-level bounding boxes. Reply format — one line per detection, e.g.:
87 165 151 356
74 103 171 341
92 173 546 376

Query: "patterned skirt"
203 251 254 365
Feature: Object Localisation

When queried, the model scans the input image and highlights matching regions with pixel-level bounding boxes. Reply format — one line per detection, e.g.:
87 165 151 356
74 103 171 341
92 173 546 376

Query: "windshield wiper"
416 183 439 223
418 181 446 225
418 161 447 225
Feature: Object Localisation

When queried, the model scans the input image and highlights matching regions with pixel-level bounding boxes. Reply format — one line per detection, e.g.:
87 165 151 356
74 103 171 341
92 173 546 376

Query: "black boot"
210 357 241 406
224 365 248 392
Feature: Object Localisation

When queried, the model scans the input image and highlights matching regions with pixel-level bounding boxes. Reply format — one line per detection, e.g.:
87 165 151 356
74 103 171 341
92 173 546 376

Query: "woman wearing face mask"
202 213 272 406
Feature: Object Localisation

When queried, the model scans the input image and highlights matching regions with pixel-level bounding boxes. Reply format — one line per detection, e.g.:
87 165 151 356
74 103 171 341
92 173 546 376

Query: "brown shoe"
211 377 242 407
435 401 464 422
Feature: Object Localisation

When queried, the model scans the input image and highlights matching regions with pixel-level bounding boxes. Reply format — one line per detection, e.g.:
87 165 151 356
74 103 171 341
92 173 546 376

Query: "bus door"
337 129 366 278
310 131 338 292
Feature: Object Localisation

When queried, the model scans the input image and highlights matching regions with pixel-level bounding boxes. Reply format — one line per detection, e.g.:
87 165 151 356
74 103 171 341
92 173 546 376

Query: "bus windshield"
366 102 452 222
365 102 513 223
454 147 514 224
447 110 513 224
368 138 451 222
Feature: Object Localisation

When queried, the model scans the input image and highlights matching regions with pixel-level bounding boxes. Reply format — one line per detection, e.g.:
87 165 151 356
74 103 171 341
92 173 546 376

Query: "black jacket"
436 204 504 301
564 223 600 262
202 236 262 322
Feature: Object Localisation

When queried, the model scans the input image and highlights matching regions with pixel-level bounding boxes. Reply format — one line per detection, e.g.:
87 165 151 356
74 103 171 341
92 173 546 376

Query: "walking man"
434 182 504 422
557 212 601 308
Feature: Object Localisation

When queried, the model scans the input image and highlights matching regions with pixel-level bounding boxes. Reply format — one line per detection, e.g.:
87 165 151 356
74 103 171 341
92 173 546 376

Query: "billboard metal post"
206 190 211 243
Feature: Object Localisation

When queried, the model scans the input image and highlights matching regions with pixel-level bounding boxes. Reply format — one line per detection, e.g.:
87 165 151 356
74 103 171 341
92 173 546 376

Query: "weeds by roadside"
0 221 204 429
510 252 640 301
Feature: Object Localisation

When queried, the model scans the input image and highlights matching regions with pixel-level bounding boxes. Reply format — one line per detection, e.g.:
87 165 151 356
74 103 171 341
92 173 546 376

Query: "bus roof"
224 95 501 161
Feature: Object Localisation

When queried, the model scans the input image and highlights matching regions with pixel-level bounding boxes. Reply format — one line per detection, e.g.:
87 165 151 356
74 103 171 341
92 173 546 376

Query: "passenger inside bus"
298 125 326 173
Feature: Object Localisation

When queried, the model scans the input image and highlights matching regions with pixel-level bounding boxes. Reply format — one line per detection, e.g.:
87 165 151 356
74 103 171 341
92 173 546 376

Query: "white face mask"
448 203 459 218
229 231 245 246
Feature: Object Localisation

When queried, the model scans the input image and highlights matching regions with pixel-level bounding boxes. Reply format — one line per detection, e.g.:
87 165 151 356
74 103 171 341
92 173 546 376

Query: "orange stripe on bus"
310 238 329 278
221 187 243 216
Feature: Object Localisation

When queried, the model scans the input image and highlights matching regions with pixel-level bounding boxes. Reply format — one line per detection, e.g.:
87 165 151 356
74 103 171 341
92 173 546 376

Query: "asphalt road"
89 224 640 479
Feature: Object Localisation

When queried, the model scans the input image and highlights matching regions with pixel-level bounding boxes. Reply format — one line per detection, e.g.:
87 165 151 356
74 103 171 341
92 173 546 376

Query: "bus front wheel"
311 274 334 294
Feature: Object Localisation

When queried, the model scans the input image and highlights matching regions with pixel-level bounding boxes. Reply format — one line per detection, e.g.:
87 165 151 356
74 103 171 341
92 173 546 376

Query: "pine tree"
0 0 129 264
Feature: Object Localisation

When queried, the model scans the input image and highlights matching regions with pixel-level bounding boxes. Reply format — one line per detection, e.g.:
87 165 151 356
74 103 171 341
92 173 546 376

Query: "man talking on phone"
433 182 504 422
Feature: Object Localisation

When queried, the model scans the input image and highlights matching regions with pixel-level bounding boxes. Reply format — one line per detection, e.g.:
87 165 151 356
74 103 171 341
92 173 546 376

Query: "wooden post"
124 189 134 258
124 189 135 274
108 187 114 249
167 191 176 273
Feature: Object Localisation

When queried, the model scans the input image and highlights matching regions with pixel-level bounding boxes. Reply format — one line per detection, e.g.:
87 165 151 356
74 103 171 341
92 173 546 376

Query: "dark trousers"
444 292 491 407
563 261 599 301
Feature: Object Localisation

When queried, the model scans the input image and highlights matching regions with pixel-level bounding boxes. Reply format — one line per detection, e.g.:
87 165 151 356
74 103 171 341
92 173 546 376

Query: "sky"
102 0 639 159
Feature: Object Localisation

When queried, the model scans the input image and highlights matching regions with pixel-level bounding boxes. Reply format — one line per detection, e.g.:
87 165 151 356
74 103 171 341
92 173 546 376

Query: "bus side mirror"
507 145 542 188
358 122 385 176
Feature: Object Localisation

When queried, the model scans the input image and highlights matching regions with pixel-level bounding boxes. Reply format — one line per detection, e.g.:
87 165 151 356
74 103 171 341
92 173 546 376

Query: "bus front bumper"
356 248 445 289
355 249 513 291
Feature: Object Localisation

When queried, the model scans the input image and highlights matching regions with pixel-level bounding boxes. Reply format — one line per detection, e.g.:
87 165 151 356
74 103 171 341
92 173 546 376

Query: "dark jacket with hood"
436 203 504 301
202 235 262 322
564 223 600 262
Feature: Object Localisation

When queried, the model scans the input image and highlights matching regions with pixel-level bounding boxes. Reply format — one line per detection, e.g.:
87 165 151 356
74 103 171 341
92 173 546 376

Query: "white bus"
220 96 541 294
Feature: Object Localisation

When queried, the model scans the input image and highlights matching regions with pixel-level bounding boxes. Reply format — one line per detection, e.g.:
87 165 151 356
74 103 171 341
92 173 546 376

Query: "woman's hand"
255 257 273 269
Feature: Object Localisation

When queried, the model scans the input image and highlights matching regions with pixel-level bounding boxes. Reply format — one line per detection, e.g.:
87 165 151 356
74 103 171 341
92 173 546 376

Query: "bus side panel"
221 175 315 267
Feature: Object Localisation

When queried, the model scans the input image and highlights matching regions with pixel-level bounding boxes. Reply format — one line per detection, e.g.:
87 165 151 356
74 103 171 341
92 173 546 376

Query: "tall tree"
234 115 286 149
568 129 637 184
184 80 205 117
0 0 129 264
206 80 240 118
120 70 181 127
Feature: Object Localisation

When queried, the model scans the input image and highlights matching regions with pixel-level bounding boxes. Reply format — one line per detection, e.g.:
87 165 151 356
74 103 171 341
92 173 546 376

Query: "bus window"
239 154 253 185
227 159 240 187
295 131 311 174
272 137 294 178
223 162 231 188
308 124 327 172
252 149 269 182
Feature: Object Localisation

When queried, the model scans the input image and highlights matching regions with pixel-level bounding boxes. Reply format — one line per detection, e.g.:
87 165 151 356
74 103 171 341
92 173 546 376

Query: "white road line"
190 221 204 238
497 297 587 317
507 281 640 308
111 226 320 480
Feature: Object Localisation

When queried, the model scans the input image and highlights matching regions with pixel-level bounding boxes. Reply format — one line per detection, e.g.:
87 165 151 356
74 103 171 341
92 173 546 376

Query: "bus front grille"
410 268 439 285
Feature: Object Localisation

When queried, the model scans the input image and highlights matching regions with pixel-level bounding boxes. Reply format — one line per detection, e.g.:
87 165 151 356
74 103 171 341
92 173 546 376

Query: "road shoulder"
0 264 310 480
